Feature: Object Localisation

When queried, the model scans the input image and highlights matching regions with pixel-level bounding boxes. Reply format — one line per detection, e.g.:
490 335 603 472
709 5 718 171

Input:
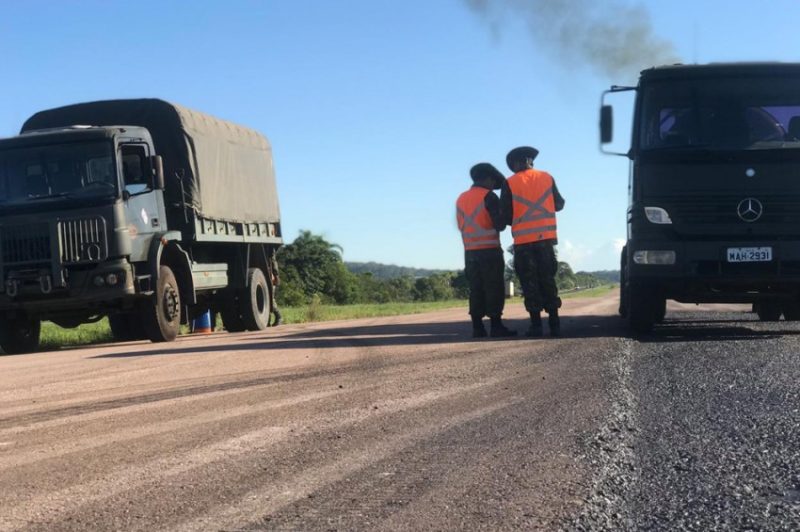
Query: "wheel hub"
163 285 180 321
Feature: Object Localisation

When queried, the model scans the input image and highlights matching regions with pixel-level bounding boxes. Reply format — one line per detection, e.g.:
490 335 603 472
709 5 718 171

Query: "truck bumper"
0 259 137 315
628 239 800 303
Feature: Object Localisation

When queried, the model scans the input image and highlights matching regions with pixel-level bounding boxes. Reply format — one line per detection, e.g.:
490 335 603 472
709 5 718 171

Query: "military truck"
601 63 800 332
0 99 282 352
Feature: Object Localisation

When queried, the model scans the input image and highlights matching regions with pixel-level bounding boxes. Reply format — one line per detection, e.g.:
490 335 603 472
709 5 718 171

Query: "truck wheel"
141 265 181 342
755 301 782 322
220 290 247 333
109 312 147 341
654 298 667 323
628 285 658 334
241 268 271 331
618 247 628 317
783 303 800 321
0 316 41 354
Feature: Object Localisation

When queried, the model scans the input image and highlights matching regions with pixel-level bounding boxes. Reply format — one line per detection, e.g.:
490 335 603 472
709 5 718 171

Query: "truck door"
120 143 167 262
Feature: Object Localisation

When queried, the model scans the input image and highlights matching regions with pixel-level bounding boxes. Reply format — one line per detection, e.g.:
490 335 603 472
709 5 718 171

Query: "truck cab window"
25 164 49 197
120 144 149 194
641 78 800 151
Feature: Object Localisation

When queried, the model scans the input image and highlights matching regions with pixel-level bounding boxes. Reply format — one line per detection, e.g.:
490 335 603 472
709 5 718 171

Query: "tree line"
276 231 613 307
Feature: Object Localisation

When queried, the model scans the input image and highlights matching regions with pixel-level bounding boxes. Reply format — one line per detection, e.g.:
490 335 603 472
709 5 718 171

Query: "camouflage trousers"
513 241 561 314
465 248 506 318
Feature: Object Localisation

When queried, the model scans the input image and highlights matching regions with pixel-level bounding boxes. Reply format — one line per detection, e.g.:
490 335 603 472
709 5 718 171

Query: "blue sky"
0 1 798 271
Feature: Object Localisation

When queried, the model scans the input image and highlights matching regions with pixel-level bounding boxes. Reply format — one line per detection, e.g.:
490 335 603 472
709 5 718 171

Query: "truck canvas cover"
21 99 280 224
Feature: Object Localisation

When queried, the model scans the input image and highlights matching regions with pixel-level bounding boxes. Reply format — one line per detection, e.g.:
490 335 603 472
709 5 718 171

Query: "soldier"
456 163 517 338
501 146 565 337
269 248 283 326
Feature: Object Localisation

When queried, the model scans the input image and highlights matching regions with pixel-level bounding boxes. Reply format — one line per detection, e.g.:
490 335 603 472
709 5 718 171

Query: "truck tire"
241 267 271 331
755 301 782 322
618 247 628 318
782 300 800 321
0 316 41 354
141 265 181 342
220 290 247 333
654 298 667 323
109 312 147 341
628 284 659 334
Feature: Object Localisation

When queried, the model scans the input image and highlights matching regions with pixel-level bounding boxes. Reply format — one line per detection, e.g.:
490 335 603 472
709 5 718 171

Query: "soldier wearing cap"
501 146 565 337
456 163 517 338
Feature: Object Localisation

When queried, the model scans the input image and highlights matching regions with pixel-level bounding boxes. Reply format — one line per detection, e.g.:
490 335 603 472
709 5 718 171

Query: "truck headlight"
105 273 119 286
633 250 676 265
645 206 673 224
93 275 105 287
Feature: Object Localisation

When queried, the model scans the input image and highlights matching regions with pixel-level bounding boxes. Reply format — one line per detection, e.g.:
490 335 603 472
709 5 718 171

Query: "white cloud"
557 238 625 271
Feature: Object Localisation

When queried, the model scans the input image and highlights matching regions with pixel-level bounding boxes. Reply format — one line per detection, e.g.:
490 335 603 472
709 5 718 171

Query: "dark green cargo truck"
0 99 282 352
601 63 800 332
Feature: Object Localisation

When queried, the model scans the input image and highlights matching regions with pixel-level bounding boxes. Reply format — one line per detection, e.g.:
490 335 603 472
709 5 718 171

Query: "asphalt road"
0 292 799 531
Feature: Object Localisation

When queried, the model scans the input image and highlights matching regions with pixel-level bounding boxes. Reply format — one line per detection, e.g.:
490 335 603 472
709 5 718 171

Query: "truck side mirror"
600 105 613 144
151 155 165 190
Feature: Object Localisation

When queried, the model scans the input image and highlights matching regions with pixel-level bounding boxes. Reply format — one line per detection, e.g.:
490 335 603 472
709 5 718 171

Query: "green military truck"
0 99 282 352
601 63 800 332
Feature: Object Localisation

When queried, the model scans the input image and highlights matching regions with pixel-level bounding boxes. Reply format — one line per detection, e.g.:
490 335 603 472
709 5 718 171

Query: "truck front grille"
671 196 800 225
1 222 51 266
58 217 108 264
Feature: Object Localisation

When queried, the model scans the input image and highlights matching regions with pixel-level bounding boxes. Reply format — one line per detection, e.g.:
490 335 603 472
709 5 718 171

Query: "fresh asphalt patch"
574 310 800 531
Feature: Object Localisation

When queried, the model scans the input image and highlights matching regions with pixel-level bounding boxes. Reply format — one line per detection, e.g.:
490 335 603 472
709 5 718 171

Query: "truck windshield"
0 141 116 205
639 76 800 151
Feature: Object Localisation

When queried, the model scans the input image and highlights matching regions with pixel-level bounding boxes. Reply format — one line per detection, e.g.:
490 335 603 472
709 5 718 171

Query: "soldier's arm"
484 191 506 231
552 180 565 212
499 180 514 226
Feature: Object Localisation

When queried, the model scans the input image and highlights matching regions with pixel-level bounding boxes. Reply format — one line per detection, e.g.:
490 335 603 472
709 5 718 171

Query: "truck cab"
0 126 167 348
601 63 800 332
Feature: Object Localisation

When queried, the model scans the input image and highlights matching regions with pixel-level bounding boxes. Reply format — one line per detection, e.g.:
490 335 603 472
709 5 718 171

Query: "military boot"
471 316 488 338
526 312 543 337
548 310 561 337
489 316 517 338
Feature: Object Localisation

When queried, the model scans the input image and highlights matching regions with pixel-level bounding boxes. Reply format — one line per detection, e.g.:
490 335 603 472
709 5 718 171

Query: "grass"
280 299 466 324
35 285 618 349
561 284 617 299
40 319 114 349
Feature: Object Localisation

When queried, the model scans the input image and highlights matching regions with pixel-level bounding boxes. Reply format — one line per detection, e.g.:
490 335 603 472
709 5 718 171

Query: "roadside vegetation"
40 320 113 350
276 231 616 307
37 232 616 349
561 284 616 299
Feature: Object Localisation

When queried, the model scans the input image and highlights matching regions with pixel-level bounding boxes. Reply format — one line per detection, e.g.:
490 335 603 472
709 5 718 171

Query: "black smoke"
464 0 680 80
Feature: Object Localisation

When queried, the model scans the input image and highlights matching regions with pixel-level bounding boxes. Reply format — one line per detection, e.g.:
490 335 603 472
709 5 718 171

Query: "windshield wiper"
27 192 69 200
645 143 712 152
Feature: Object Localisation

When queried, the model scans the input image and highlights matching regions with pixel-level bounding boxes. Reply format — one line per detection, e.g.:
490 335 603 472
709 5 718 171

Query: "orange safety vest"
507 168 557 245
456 187 501 251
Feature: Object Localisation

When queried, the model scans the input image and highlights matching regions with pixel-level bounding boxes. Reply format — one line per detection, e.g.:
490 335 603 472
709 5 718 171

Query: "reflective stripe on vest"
456 188 501 251
508 169 557 245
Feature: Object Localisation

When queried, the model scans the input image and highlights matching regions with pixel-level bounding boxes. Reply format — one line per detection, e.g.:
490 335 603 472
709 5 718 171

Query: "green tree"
277 230 353 304
556 261 576 291
413 272 455 301
387 276 415 302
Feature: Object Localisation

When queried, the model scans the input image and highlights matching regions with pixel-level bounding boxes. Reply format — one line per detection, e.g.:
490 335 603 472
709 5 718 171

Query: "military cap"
505 146 539 170
470 162 505 189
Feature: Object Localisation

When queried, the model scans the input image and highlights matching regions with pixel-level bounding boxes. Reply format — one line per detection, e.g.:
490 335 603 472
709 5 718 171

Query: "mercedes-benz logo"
737 198 763 222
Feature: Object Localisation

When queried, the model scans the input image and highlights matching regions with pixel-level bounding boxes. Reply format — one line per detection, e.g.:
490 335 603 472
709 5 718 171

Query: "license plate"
726 246 772 262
